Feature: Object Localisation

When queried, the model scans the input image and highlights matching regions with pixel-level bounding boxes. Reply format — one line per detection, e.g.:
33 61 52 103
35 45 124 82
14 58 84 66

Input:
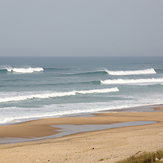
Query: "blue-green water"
0 56 163 124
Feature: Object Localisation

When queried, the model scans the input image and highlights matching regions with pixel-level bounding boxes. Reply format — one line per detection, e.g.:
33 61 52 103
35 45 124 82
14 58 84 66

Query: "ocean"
0 56 163 124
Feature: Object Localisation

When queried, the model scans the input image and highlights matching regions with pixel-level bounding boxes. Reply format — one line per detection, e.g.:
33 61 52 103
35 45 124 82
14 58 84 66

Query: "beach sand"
0 107 163 163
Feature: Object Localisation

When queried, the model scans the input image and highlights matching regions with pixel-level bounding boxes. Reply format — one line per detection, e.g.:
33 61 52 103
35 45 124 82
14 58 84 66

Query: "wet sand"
155 106 163 111
0 106 163 163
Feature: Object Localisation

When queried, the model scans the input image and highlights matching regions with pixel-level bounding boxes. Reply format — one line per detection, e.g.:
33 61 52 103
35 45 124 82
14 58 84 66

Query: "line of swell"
64 68 156 77
0 88 119 103
44 68 67 71
105 68 156 76
66 70 107 76
100 78 163 85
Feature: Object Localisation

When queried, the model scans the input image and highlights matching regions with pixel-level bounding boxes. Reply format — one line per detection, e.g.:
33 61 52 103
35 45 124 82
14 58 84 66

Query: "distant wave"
0 66 158 76
105 68 156 76
0 88 119 103
100 78 163 85
77 87 119 94
66 70 107 76
70 68 156 77
155 68 163 74
0 66 44 73
44 68 67 71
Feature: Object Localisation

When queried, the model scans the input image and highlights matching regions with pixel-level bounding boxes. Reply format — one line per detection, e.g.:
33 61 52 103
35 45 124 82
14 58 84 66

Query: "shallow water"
0 121 156 144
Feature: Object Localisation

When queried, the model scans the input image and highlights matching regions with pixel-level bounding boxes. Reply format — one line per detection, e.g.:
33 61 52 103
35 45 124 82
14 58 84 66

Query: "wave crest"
0 88 119 103
77 87 119 94
0 66 44 73
100 78 163 85
105 68 156 76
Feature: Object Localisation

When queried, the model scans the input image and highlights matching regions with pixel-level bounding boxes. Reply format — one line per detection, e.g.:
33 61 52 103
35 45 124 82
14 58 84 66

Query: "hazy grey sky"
0 0 163 56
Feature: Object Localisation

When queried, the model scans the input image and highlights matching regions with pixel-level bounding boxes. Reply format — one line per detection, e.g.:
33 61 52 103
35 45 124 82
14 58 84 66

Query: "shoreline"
0 103 161 126
0 105 163 162
0 104 161 142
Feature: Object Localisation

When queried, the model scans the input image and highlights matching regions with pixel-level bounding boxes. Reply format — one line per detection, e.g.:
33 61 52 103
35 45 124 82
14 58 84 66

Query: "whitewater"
0 56 163 124
0 66 44 73
100 78 163 85
0 88 119 103
105 68 156 75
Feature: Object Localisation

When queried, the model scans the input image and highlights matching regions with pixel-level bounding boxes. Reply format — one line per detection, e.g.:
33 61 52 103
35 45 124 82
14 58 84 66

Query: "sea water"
0 56 163 124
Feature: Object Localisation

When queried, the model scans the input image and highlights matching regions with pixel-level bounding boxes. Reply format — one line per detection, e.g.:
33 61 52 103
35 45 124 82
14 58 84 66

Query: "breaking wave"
0 88 119 103
0 66 44 73
105 68 156 76
100 78 163 85
70 68 156 76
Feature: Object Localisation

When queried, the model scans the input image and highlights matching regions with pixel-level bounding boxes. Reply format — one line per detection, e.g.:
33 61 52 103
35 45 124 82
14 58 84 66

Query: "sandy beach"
1 0 163 162
0 106 163 163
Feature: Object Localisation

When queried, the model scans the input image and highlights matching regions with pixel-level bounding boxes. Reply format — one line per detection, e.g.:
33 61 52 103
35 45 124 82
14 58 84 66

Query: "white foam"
0 88 119 103
77 87 119 94
105 68 156 75
1 95 163 124
12 67 44 73
0 66 44 73
0 91 76 102
0 102 142 124
100 78 163 85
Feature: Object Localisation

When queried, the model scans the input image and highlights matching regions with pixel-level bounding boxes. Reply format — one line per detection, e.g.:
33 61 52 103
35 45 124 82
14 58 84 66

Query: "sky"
0 0 163 57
